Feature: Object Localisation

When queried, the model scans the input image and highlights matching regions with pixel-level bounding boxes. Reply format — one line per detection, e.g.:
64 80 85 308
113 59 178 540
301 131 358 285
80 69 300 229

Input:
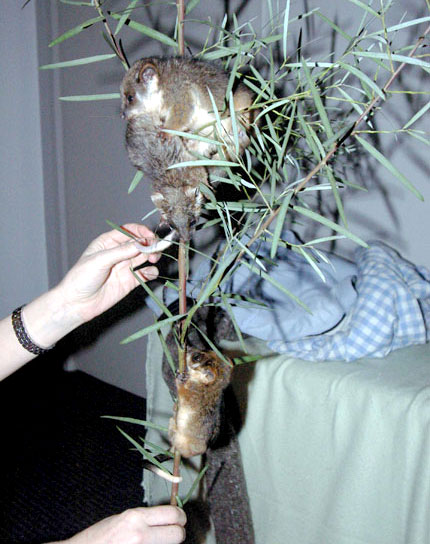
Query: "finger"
137 266 159 282
137 506 187 527
144 524 186 544
90 240 144 270
123 223 157 241
85 224 157 254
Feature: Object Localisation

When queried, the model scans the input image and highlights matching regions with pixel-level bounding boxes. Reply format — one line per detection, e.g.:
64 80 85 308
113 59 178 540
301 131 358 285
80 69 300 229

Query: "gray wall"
1 2 50 312
1 1 429 397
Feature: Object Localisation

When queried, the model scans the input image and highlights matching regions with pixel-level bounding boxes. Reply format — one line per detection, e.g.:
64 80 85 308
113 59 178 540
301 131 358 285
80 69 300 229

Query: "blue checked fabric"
270 242 430 361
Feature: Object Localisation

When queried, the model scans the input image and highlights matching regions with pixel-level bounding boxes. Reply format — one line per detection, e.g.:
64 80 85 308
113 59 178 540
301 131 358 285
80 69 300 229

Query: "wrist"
22 285 84 349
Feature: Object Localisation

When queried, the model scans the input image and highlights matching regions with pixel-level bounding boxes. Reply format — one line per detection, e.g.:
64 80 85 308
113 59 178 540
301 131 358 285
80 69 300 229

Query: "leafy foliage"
46 0 430 500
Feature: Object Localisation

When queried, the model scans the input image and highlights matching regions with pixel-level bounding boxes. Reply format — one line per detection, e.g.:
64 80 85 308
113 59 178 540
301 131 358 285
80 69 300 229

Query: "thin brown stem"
169 0 187 510
170 239 188 504
170 450 182 505
177 0 185 56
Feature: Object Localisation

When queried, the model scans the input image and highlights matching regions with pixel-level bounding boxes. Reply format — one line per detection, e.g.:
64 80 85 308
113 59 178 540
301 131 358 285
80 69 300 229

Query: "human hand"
57 223 161 326
54 506 186 544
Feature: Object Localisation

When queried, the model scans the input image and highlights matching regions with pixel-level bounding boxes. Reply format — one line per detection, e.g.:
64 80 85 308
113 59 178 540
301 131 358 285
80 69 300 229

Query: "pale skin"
0 223 186 544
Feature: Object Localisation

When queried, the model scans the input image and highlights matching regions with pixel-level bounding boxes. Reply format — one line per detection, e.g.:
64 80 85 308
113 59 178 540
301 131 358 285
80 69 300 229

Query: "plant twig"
293 23 430 194
170 450 182 505
231 22 430 262
177 0 185 56
170 0 187 507
92 0 129 68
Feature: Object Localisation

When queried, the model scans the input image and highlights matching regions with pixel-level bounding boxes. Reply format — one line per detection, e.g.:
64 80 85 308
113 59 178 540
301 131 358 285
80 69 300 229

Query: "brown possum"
169 348 232 458
121 56 254 242
121 56 254 161
160 302 255 543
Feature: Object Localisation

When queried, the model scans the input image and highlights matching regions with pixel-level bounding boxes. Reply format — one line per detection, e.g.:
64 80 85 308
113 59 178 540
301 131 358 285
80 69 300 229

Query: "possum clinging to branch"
120 56 254 243
168 347 233 458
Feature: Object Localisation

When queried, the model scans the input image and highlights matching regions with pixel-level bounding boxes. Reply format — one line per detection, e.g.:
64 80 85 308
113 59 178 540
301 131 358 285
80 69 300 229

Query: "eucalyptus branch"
170 451 182 505
177 0 185 56
230 23 430 266
293 23 430 195
92 0 129 68
170 0 187 508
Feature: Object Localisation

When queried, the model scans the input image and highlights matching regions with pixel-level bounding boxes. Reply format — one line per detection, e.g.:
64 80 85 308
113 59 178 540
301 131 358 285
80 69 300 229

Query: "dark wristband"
11 305 54 355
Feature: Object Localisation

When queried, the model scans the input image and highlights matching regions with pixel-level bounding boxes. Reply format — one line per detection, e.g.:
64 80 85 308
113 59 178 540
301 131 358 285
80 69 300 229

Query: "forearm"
0 285 83 381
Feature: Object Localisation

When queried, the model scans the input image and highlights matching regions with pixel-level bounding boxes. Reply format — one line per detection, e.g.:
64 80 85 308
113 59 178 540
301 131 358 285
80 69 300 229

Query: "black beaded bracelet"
11 305 54 355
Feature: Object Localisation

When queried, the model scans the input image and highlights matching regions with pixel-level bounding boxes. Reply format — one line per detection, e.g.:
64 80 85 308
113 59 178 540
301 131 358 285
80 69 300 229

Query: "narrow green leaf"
301 58 334 138
139 437 174 457
255 97 292 122
205 201 264 212
120 315 185 345
101 415 168 433
59 93 120 101
158 330 177 374
221 293 248 353
229 91 240 155
105 219 137 240
406 130 430 147
184 254 237 332
345 0 380 18
49 16 104 47
109 12 177 48
130 269 173 318
182 465 209 505
403 100 430 129
40 53 116 70
282 0 290 61
355 135 424 200
233 354 263 365
236 239 267 271
350 51 430 70
278 100 297 169
296 110 322 161
338 61 385 100
116 427 175 478
185 0 201 14
315 11 352 41
271 192 293 258
114 0 139 35
293 205 368 247
242 260 311 312
167 159 239 169
297 246 326 282
60 0 93 4
367 16 430 38
190 321 233 368
326 167 347 227
128 170 143 194
162 129 222 147
226 50 242 103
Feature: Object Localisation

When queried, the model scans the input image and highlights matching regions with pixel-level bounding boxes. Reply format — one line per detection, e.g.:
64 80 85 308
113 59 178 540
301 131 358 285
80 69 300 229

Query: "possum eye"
191 352 204 363
127 94 134 104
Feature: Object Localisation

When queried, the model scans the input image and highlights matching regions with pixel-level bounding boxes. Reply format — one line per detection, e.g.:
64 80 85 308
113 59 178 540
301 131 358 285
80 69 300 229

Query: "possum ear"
137 61 158 84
